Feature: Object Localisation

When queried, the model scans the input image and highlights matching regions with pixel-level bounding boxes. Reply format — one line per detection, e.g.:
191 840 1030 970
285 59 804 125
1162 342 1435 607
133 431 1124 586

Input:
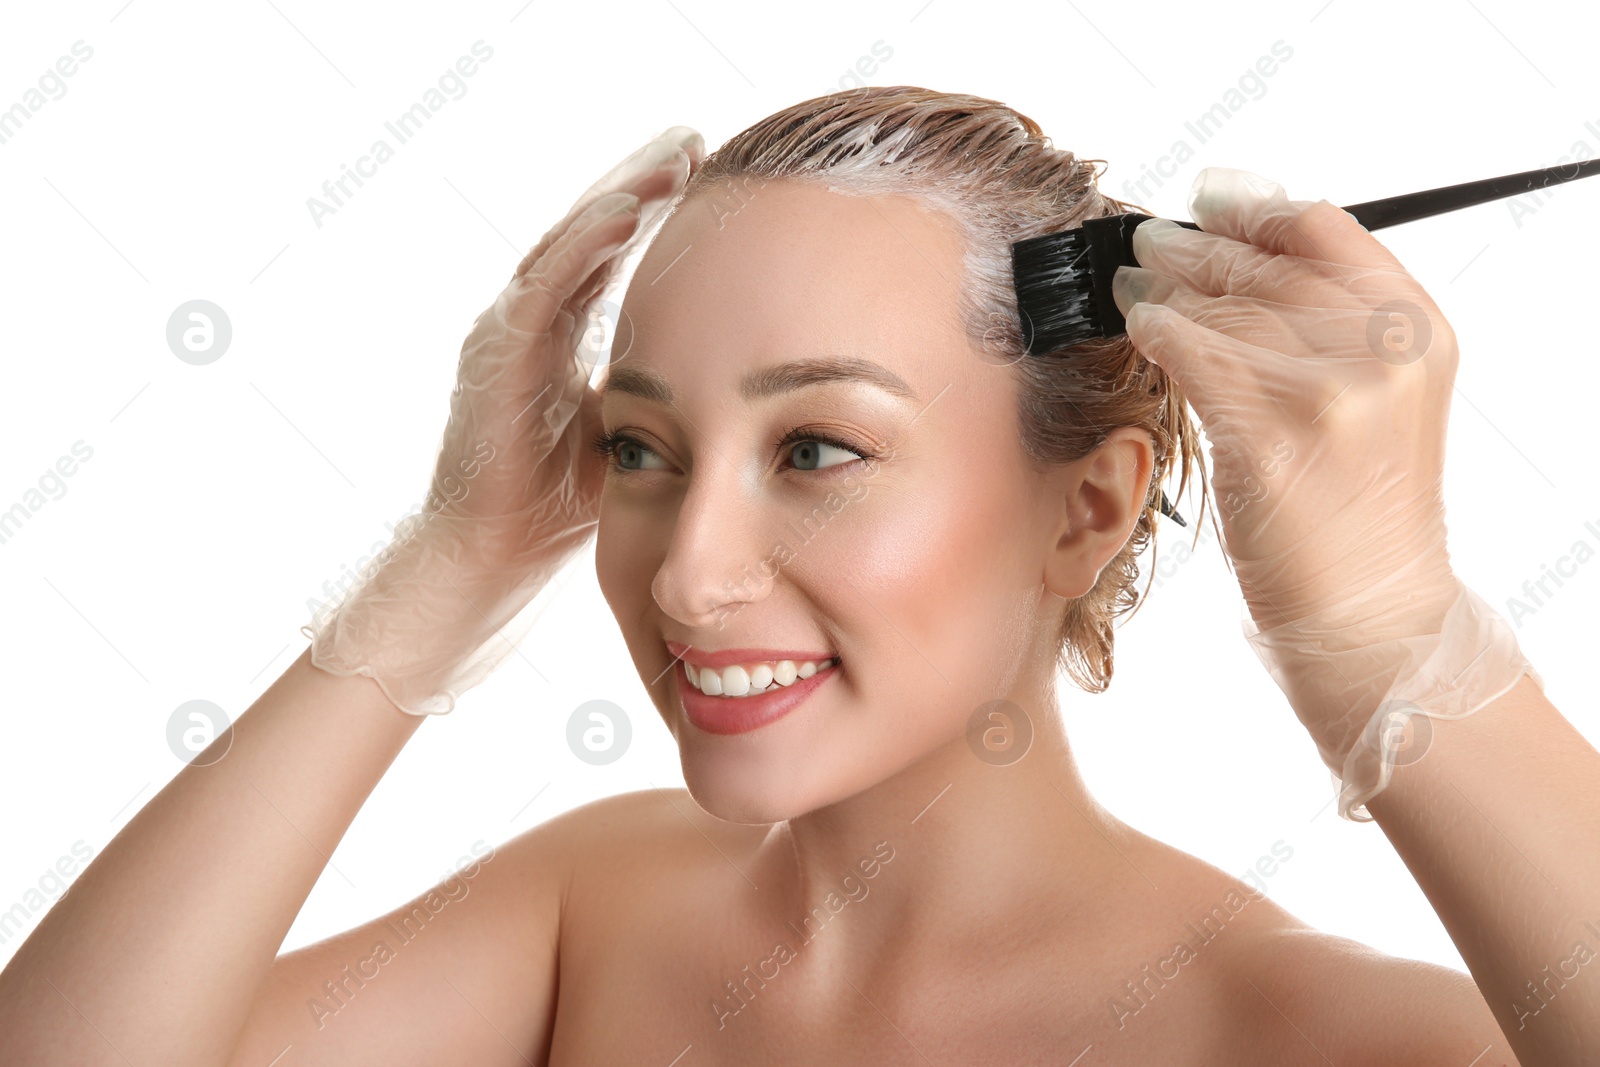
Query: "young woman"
3 86 1594 1065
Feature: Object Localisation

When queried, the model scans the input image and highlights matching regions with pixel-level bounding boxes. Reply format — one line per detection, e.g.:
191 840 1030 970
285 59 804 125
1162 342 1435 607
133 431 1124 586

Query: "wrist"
1326 582 1538 821
1244 567 1464 651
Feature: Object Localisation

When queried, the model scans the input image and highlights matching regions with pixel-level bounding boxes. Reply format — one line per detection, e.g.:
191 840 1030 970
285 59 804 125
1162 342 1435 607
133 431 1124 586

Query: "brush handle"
1156 160 1600 235
1341 158 1600 230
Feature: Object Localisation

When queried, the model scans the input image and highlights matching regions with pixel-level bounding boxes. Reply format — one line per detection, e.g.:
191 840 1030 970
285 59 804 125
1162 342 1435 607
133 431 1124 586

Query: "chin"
675 739 831 825
681 782 790 825
673 724 952 826
646 655 967 825
646 653 856 823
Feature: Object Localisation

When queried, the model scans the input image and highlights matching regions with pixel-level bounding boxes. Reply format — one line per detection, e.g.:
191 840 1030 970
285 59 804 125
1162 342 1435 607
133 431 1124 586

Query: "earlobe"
1042 540 1102 601
1044 527 1112 600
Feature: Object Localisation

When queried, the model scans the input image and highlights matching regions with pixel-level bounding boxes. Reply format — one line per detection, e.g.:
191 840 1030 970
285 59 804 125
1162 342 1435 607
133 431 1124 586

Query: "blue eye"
588 428 668 470
611 438 662 470
787 435 864 470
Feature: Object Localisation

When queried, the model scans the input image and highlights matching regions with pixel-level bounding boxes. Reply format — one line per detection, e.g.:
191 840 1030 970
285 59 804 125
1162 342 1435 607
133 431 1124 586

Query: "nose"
652 463 779 631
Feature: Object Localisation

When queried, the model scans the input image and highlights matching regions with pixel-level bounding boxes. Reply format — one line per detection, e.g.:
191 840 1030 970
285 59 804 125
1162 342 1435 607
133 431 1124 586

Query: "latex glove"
301 127 705 715
1113 168 1543 821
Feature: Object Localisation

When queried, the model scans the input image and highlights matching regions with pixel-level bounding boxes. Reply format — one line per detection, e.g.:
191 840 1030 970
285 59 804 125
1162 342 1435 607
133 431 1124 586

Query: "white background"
1 0 1595 989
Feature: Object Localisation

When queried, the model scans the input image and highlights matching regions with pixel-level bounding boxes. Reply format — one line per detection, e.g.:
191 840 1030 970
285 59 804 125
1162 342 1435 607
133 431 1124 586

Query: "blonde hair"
666 85 1210 694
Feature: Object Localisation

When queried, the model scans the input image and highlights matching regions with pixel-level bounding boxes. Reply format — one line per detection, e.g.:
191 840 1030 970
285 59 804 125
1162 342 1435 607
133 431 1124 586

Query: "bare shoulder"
227 792 717 1064
1107 831 1519 1065
1217 917 1521 1065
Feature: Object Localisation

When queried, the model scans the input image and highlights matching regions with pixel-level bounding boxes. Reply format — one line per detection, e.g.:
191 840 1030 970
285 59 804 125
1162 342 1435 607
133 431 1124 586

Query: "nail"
1133 217 1181 263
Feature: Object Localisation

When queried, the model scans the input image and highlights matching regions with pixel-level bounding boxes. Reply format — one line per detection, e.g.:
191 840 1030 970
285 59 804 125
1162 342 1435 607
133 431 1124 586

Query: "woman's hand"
428 128 703 558
301 127 705 716
1115 168 1540 819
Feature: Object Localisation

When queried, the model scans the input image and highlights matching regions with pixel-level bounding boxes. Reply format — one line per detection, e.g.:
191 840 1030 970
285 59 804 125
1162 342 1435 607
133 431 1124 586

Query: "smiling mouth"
683 656 839 698
675 655 840 736
664 639 840 686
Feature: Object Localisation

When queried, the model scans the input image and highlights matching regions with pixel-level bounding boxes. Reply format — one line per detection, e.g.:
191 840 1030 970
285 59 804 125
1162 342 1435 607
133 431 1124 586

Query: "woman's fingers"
569 139 698 310
1183 168 1323 259
512 126 704 282
630 126 705 231
1130 222 1407 309
1119 169 1451 371
1123 301 1291 424
506 192 643 335
1113 267 1417 361
498 127 703 344
1185 168 1409 274
572 127 702 289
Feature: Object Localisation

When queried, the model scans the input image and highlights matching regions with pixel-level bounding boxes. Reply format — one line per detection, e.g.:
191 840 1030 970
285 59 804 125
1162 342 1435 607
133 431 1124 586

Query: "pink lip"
664 638 838 670
674 656 839 735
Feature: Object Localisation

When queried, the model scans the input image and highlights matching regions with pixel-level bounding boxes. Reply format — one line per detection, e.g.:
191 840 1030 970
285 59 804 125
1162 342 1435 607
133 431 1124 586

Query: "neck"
755 678 1134 976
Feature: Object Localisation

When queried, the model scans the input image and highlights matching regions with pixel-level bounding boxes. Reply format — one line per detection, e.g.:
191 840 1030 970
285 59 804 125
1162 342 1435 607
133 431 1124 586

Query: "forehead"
609 178 970 388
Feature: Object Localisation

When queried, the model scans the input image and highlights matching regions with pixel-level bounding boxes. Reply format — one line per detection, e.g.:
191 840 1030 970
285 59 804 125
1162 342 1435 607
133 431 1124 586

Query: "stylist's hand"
302 127 705 716
1113 168 1537 820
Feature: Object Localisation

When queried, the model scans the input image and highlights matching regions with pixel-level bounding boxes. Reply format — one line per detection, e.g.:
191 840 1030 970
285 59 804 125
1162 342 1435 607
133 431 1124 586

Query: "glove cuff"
1334 581 1542 821
299 502 594 716
1242 578 1543 822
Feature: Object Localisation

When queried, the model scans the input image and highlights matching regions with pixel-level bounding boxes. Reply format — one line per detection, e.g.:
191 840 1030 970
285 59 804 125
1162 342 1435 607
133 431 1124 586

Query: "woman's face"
595 178 1071 824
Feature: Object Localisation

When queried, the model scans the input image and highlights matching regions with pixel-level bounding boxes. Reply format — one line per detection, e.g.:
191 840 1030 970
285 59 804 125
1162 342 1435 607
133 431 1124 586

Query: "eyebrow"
600 356 920 406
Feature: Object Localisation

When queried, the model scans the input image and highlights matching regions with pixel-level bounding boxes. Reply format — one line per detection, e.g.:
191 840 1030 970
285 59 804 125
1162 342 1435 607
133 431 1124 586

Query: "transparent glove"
300 127 705 715
1113 167 1543 821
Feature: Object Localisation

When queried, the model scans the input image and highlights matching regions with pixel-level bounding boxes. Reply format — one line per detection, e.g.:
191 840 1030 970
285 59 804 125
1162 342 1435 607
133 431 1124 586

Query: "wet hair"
662 85 1211 694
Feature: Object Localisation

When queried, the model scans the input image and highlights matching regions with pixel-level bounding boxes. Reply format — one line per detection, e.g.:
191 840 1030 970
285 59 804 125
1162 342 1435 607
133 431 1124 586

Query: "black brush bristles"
1012 212 1201 354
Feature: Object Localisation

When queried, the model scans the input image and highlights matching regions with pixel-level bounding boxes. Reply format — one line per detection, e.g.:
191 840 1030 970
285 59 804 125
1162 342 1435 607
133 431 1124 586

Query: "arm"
1363 671 1600 1064
0 648 425 1065
0 126 702 1067
1231 926 1523 1066
223 798 570 1066
1108 173 1598 1063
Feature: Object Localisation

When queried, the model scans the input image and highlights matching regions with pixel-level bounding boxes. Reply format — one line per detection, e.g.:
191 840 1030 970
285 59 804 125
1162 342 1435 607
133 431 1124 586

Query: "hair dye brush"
1015 158 1600 526
1013 159 1600 355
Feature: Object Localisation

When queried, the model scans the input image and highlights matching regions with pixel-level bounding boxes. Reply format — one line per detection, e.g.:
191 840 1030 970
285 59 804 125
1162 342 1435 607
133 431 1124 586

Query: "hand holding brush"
1104 167 1544 821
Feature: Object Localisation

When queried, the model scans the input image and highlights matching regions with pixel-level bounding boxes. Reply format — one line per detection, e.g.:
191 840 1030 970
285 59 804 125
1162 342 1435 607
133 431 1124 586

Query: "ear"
1041 428 1155 600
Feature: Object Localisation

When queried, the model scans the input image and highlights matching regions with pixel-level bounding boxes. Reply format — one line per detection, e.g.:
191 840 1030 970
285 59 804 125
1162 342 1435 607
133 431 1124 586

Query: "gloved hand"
301 127 706 715
1113 167 1543 821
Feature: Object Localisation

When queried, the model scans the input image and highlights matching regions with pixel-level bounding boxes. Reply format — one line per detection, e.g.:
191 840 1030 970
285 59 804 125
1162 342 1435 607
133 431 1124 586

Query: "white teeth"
686 657 836 699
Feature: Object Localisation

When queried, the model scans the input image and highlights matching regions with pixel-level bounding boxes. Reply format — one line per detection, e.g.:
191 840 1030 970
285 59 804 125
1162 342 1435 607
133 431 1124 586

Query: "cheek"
594 494 663 618
805 452 1039 707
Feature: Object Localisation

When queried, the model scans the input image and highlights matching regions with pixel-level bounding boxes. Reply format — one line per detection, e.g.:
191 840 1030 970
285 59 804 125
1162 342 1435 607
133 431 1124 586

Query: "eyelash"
588 425 876 479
